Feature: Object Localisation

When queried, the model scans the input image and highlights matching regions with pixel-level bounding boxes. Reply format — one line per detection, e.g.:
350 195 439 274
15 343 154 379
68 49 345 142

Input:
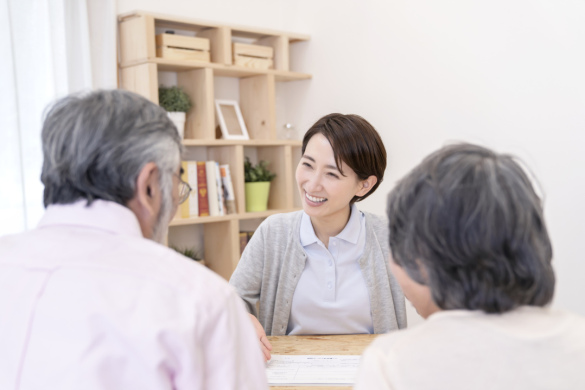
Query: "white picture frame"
215 99 249 140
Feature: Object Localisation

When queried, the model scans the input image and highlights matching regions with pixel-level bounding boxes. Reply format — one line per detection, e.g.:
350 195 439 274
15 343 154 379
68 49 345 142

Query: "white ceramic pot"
167 111 186 139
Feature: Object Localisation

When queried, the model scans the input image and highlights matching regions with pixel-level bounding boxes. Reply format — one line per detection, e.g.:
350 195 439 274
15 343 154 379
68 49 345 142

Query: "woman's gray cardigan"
229 210 407 336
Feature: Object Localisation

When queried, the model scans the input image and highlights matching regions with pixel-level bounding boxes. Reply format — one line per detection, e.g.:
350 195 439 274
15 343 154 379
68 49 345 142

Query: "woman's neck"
310 206 352 248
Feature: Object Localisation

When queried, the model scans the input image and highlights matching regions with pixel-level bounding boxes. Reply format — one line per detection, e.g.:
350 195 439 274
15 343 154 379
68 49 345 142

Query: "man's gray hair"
387 143 555 313
41 89 181 207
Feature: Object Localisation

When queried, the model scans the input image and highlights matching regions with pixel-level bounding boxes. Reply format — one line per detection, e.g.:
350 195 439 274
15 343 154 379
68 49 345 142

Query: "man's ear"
135 162 160 211
127 162 161 238
356 175 378 197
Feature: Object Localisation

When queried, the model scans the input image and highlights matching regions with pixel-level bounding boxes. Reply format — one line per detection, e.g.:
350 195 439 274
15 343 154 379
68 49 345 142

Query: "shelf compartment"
244 145 295 211
119 14 156 65
203 220 240 279
240 74 276 140
255 35 289 71
120 63 158 103
177 67 215 139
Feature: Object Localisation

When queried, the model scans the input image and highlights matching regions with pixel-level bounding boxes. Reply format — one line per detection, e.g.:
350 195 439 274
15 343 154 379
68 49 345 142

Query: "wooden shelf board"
119 10 310 42
181 139 302 147
169 208 301 226
238 208 300 220
169 214 236 226
119 58 312 81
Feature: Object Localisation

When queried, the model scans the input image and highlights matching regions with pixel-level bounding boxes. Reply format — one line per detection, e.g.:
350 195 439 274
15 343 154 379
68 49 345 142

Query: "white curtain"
0 0 117 236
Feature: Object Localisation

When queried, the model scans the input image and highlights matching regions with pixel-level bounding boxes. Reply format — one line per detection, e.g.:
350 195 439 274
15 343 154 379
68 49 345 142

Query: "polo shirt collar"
299 204 362 247
336 204 361 244
300 211 318 246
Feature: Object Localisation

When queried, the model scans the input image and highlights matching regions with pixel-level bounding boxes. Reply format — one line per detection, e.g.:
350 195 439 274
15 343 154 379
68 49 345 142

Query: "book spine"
239 231 255 254
239 232 248 255
197 161 210 217
214 162 225 216
220 164 237 214
205 161 220 216
186 161 198 217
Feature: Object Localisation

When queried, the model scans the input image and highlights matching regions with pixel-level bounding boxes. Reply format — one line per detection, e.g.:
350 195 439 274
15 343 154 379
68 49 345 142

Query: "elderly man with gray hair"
355 143 585 390
0 90 268 390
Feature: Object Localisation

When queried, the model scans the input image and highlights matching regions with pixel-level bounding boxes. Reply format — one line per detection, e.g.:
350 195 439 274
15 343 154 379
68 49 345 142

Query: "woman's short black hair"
302 113 387 203
386 143 555 313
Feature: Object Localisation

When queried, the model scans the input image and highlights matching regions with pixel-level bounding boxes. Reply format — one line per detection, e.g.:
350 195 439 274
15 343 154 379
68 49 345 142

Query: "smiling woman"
229 113 407 361
296 114 386 245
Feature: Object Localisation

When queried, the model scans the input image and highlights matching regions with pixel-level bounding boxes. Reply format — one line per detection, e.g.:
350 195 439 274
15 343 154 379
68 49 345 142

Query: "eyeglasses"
175 173 192 204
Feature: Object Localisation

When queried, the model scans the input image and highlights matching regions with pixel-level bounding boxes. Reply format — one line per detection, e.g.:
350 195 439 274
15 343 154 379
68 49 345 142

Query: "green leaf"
170 245 203 261
244 156 277 182
158 86 192 112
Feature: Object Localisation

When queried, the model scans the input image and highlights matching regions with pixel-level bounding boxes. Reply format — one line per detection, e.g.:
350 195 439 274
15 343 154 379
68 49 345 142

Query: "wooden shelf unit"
118 11 310 280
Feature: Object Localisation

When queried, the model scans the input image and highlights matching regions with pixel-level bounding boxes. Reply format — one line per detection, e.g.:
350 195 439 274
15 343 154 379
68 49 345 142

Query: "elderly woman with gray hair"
355 143 585 390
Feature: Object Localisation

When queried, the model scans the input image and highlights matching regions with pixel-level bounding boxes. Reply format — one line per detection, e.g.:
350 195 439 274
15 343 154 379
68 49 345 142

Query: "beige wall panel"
120 63 158 103
119 14 156 65
177 68 214 139
258 146 291 209
256 35 289 71
198 26 232 65
204 220 239 280
239 75 276 140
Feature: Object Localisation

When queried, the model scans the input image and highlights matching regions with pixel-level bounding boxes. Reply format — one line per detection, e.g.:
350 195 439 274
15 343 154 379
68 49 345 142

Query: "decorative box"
155 33 210 62
232 42 274 69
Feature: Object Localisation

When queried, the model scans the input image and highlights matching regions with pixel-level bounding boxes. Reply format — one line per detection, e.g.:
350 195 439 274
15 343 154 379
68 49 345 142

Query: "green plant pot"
245 182 271 212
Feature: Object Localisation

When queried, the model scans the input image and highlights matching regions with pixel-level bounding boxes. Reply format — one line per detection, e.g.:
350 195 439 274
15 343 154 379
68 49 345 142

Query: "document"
266 355 362 386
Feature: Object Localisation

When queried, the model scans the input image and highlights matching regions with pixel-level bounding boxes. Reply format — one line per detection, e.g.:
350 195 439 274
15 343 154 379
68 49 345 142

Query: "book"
239 232 248 254
178 161 199 218
205 161 220 216
220 164 237 214
239 231 255 254
214 162 225 216
197 161 210 217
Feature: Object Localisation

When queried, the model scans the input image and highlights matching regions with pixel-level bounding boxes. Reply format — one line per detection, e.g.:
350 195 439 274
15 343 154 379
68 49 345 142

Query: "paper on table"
266 355 362 386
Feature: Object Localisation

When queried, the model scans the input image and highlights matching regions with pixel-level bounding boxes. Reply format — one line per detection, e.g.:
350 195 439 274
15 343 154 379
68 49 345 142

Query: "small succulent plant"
158 86 192 112
244 157 276 182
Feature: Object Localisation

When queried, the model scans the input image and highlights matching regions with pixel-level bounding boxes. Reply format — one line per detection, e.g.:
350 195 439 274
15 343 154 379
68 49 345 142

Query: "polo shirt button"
327 282 332 289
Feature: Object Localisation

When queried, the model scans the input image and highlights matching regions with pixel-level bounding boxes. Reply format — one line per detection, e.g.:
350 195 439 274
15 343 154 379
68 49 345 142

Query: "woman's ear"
356 175 378 197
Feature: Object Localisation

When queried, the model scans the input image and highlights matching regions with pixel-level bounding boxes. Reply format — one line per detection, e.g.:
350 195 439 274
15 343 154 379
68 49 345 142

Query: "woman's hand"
249 313 272 361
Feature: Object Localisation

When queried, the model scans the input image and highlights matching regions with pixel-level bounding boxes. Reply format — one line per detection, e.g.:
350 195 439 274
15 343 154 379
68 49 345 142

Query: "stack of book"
178 161 237 218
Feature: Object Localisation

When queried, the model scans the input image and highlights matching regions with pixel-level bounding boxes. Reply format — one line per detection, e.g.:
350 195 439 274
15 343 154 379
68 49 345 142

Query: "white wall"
118 0 585 318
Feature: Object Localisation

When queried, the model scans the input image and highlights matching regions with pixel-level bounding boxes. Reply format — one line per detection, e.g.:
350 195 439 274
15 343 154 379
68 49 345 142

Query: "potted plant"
171 246 205 266
244 157 276 212
158 86 192 139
